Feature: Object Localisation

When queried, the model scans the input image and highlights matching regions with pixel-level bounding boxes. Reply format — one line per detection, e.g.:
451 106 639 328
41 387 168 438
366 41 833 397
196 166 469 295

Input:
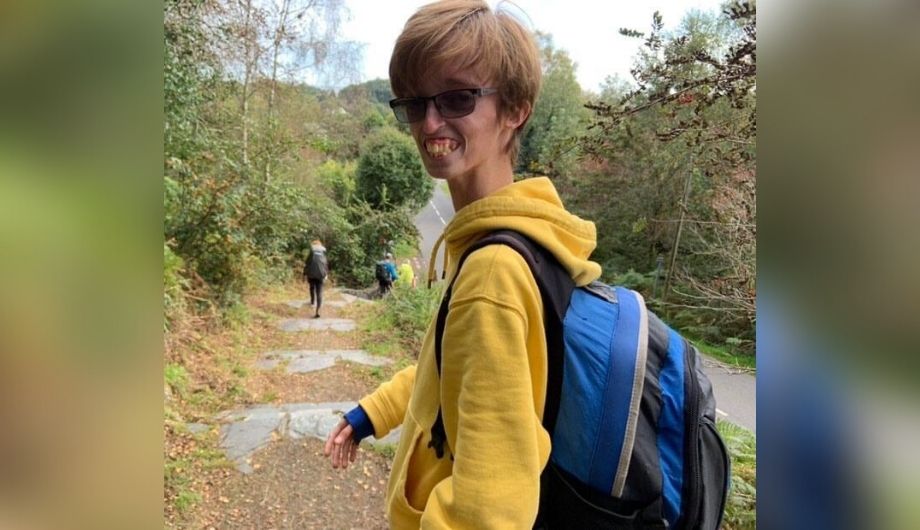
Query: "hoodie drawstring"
427 231 446 289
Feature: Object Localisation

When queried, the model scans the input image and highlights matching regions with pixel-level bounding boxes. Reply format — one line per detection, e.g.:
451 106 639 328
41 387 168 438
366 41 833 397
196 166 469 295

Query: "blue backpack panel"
430 231 730 529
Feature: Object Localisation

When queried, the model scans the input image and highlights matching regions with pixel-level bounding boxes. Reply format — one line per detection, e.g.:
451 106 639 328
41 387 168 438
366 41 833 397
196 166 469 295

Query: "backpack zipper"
681 338 703 528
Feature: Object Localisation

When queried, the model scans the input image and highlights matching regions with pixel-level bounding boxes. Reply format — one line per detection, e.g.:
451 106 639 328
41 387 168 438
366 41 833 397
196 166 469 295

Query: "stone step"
256 349 392 373
339 292 373 305
278 318 356 332
213 402 402 474
284 299 349 309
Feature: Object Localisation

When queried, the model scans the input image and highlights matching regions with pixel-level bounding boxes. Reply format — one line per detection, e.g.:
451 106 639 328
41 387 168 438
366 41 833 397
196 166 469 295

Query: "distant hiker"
303 239 328 318
375 252 398 295
396 259 416 289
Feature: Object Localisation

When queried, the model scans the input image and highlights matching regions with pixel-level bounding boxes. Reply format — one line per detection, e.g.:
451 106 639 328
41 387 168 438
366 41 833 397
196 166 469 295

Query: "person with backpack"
323 2 727 528
303 239 328 318
375 252 398 295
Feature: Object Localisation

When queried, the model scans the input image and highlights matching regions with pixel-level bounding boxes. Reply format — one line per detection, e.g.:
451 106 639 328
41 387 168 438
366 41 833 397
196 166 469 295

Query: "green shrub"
355 127 433 211
316 159 357 207
369 283 444 355
164 243 190 327
345 201 420 287
606 268 653 291
164 363 189 396
392 239 418 260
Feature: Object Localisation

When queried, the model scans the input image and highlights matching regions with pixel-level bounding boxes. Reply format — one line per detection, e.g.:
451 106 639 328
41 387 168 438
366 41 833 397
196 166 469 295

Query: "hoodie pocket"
389 420 426 522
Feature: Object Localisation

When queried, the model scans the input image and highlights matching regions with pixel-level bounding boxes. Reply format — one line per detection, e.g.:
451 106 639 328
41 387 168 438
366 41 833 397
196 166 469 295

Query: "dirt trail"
179 285 397 529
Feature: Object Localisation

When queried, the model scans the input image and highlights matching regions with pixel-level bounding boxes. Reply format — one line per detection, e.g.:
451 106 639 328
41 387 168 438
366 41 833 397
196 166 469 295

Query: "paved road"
701 358 756 433
411 183 755 433
414 182 454 278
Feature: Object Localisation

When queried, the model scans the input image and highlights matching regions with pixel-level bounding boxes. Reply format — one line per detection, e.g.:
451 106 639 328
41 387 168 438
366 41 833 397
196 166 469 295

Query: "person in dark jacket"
375 252 399 295
303 239 328 318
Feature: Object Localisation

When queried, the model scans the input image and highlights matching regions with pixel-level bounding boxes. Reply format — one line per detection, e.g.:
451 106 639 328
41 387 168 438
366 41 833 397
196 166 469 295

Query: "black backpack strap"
429 230 575 459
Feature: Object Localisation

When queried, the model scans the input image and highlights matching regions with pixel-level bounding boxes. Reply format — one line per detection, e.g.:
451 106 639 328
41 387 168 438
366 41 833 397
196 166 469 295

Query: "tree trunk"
265 0 292 181
663 167 694 304
240 0 255 170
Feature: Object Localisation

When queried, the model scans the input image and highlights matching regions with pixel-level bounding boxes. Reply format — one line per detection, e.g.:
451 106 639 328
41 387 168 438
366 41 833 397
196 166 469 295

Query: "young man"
303 239 328 318
324 1 601 527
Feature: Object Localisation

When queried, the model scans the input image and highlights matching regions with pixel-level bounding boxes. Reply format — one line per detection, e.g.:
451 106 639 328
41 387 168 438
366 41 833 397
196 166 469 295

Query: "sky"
340 0 727 94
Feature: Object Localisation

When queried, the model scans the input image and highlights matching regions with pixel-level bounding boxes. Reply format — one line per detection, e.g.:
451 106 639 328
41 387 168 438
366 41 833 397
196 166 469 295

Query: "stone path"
255 349 391 373
208 289 399 474
278 318 357 332
217 401 401 474
285 299 351 309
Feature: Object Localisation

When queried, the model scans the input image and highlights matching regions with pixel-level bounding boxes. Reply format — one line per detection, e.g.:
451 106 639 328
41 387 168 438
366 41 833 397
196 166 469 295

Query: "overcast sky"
340 0 727 93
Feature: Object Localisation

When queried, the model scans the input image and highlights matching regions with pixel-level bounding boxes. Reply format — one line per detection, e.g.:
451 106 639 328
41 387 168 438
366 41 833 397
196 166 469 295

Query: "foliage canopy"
355 127 433 212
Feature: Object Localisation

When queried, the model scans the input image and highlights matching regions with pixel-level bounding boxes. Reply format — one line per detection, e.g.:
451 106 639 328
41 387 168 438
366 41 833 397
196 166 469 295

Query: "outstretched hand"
324 418 358 469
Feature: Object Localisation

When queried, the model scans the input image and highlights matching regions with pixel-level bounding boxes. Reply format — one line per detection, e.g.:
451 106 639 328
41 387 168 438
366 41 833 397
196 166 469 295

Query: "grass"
165 363 189 395
693 339 756 372
392 239 417 260
164 452 200 516
165 427 234 519
362 282 443 357
717 420 757 529
363 334 401 358
231 363 248 378
174 489 201 513
368 442 397 460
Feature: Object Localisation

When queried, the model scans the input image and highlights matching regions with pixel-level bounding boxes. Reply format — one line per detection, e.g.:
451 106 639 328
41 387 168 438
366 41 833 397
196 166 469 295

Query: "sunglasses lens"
391 104 409 123
391 89 487 123
436 91 475 118
390 101 418 123
404 101 428 122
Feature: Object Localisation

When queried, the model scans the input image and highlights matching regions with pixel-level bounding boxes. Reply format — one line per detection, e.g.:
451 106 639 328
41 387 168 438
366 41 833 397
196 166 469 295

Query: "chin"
422 159 456 180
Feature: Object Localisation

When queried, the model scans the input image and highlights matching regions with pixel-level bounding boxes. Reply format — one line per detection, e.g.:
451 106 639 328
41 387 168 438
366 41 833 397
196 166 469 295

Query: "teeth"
426 139 457 158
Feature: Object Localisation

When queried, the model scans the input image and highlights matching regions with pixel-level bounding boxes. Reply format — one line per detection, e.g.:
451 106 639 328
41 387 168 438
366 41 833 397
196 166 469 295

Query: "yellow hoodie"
358 177 602 529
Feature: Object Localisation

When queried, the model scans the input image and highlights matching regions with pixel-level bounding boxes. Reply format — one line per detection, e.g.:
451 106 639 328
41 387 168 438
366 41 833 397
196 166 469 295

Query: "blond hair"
389 0 541 164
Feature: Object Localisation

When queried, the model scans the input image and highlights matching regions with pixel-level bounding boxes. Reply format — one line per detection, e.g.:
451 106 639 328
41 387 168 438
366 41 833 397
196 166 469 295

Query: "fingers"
324 419 358 469
337 431 355 469
323 419 345 456
337 438 348 469
335 424 354 444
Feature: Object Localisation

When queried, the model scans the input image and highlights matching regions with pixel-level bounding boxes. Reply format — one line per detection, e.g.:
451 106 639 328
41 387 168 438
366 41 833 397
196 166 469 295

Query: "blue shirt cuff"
344 405 374 442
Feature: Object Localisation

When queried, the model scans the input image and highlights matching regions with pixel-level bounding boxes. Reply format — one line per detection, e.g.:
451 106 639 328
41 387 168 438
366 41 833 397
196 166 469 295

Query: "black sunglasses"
389 88 498 123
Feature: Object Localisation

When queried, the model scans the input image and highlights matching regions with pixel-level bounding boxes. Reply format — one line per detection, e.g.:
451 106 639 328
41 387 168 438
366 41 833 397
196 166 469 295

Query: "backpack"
375 261 391 282
305 248 328 280
430 231 730 530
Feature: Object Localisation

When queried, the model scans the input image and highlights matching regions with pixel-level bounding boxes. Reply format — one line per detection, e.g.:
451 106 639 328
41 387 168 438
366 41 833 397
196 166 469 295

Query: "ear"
503 102 532 130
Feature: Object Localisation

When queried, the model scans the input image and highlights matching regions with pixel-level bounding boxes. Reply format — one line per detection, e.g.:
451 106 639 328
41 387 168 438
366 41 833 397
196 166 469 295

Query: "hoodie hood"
428 177 601 287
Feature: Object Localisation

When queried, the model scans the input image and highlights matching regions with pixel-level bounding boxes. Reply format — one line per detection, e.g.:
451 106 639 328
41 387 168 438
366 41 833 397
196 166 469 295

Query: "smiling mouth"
425 139 459 159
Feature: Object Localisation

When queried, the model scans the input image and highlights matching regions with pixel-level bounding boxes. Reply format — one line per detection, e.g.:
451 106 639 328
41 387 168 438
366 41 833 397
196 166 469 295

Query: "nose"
421 99 445 134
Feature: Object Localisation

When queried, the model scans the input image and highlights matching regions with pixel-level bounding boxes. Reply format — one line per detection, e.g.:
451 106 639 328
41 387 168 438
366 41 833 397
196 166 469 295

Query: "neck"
447 164 514 211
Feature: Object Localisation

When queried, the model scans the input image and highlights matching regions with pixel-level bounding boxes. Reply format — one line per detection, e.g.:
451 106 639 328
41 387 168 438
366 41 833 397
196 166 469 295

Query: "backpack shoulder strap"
429 230 575 459
605 287 649 497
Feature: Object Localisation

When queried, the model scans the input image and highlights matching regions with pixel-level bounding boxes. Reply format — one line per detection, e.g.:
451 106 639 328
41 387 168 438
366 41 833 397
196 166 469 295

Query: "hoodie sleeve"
421 245 550 529
358 364 416 438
